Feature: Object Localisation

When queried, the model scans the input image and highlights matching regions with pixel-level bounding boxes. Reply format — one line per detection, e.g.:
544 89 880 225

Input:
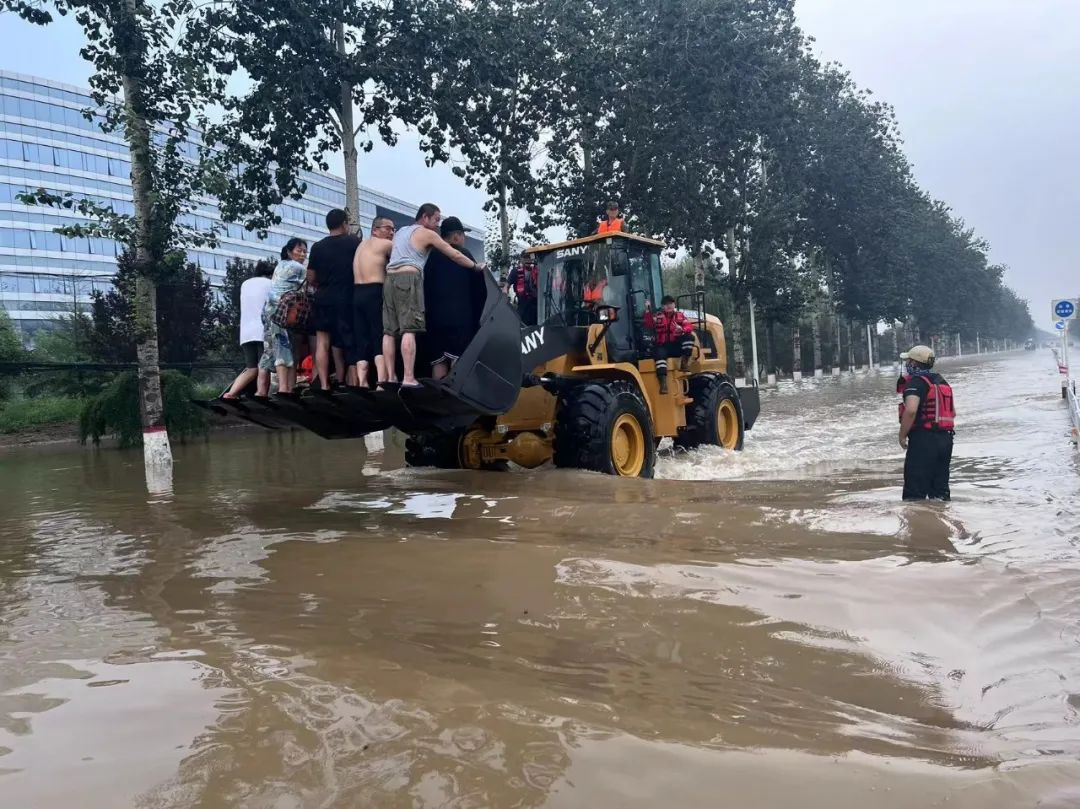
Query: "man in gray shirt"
382 203 486 387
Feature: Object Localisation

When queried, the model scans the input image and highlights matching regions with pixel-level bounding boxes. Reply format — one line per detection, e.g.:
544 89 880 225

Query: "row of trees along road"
4 0 1034 477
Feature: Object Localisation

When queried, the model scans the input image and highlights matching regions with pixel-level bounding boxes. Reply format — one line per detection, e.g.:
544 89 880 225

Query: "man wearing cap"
422 216 488 380
596 201 624 234
898 345 956 501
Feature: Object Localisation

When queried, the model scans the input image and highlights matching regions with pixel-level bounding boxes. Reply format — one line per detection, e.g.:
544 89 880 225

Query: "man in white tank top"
382 203 487 386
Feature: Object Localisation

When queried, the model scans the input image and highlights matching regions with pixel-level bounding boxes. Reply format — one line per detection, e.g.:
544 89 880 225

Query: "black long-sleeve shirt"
423 246 485 330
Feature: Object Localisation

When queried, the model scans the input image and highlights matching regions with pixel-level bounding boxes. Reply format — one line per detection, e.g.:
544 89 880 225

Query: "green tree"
0 310 21 363
83 252 221 366
197 0 437 232
0 310 24 401
422 0 561 258
6 0 229 478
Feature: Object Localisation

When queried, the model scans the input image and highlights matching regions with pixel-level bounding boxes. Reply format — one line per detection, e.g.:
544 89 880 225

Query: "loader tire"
405 431 461 469
674 373 744 451
554 381 655 478
405 429 509 471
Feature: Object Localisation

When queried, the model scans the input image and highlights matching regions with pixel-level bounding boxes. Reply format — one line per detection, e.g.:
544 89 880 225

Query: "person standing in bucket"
382 203 487 387
898 344 956 501
308 208 361 390
222 259 273 399
644 295 694 394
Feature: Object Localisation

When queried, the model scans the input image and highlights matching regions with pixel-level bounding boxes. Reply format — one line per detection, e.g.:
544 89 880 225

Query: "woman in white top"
222 260 274 398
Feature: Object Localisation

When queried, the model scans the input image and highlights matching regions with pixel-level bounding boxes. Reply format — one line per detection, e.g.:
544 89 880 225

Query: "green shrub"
0 396 83 434
79 370 208 448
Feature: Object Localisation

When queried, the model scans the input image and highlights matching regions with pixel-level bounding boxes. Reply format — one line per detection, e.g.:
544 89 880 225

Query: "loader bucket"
194 269 524 439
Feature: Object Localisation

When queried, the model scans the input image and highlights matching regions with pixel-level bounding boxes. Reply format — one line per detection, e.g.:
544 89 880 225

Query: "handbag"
271 283 313 330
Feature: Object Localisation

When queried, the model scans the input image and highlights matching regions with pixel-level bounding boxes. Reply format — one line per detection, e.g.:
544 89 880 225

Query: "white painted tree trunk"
792 323 802 381
120 0 171 492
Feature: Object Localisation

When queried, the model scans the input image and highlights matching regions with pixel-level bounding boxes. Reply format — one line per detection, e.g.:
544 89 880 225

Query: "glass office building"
0 69 482 340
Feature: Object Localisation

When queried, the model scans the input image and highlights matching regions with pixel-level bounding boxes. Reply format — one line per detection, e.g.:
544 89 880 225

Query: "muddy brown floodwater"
1 352 1079 808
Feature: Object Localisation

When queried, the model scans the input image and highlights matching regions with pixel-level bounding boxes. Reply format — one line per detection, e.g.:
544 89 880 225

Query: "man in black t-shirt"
423 216 487 380
308 208 362 390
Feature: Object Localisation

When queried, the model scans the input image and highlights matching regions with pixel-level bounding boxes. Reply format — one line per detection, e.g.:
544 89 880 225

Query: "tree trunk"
120 0 171 489
847 320 856 370
691 249 706 290
724 226 745 378
792 323 802 376
764 319 775 377
729 307 745 379
811 315 822 374
498 183 511 270
336 21 361 236
835 313 843 370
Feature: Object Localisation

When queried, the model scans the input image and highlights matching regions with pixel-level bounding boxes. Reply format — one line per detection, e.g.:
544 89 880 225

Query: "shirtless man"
351 216 395 387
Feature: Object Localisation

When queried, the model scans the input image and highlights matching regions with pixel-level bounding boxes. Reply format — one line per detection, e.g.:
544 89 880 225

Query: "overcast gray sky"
2 1 1076 321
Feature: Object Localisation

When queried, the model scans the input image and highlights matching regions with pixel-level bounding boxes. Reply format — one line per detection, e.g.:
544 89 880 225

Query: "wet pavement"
1 351 1078 808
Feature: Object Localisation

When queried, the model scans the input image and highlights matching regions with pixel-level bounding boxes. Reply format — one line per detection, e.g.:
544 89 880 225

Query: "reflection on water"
1 353 1079 808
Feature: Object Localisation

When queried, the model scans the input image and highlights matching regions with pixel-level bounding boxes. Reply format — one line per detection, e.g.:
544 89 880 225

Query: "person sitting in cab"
644 296 694 394
596 201 624 234
506 254 539 326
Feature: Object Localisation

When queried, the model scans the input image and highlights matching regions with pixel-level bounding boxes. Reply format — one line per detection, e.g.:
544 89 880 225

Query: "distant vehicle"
1025 338 1036 350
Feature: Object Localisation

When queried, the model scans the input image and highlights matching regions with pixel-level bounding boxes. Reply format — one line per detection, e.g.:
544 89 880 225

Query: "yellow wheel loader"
199 232 760 479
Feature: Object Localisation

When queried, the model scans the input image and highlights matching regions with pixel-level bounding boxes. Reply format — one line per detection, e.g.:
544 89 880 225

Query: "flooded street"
1 352 1079 808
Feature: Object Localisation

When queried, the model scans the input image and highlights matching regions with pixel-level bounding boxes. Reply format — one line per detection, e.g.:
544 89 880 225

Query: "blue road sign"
1054 299 1076 319
1055 320 1067 331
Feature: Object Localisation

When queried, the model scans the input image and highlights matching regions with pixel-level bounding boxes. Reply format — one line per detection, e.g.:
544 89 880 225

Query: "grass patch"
0 396 83 434
193 382 223 400
80 371 207 447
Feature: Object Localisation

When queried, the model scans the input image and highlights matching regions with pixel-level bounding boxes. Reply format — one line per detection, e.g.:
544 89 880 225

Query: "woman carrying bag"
259 238 310 394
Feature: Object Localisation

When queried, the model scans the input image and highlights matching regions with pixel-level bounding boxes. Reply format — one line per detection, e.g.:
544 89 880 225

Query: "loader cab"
531 232 666 362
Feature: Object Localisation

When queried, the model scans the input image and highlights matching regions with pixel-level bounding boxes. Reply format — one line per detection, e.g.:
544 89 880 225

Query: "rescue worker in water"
897 344 956 501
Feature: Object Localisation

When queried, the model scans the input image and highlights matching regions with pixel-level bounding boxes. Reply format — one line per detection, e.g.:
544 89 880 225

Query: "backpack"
515 264 538 299
270 283 313 331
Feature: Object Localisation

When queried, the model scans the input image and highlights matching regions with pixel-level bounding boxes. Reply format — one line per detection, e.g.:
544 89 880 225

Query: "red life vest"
646 309 693 344
515 263 538 299
899 373 955 431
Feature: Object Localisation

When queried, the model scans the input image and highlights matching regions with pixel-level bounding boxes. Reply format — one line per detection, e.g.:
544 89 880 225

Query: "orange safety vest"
597 217 624 234
583 278 607 303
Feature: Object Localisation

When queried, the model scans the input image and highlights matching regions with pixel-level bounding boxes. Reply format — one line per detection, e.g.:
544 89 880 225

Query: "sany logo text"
555 245 587 259
521 327 545 354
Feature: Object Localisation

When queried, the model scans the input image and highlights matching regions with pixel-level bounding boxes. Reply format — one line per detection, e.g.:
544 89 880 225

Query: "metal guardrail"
1052 348 1079 449
0 361 241 375
1068 382 1080 448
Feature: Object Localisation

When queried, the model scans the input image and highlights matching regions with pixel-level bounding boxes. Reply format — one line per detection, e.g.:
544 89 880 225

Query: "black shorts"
427 324 475 367
313 296 352 350
352 283 384 365
241 340 261 369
